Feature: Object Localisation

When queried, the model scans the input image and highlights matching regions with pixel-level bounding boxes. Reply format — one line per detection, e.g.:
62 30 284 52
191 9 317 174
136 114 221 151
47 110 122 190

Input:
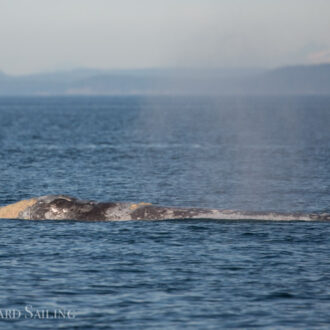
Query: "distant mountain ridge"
0 64 329 95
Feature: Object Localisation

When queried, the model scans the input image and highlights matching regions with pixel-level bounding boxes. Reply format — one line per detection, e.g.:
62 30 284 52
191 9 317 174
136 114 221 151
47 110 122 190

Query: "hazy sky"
1 0 330 75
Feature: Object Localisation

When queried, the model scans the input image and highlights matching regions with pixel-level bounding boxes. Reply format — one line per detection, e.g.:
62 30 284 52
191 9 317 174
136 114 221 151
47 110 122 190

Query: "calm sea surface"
0 96 330 328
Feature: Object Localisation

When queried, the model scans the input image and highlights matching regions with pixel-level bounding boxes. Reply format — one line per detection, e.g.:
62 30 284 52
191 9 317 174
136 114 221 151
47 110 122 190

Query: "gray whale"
0 195 329 221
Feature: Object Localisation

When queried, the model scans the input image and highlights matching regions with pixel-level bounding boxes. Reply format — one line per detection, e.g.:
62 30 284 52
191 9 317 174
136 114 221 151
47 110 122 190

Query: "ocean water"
0 95 330 328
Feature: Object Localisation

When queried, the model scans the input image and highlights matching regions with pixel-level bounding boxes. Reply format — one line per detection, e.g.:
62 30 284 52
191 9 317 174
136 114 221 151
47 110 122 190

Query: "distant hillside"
249 64 330 94
0 65 329 95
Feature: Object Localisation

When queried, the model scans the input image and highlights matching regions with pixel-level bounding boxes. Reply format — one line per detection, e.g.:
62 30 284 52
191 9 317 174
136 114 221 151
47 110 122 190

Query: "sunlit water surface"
0 96 330 328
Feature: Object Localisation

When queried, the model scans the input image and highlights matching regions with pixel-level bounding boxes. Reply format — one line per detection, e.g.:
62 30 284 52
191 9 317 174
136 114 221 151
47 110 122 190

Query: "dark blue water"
0 96 330 328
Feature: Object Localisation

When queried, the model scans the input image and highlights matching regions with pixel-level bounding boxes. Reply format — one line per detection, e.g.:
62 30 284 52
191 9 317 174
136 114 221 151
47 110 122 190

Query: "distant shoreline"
1 64 330 96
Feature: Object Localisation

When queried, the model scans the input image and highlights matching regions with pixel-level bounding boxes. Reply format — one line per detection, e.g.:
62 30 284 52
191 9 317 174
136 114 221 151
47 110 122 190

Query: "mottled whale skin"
0 195 329 221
